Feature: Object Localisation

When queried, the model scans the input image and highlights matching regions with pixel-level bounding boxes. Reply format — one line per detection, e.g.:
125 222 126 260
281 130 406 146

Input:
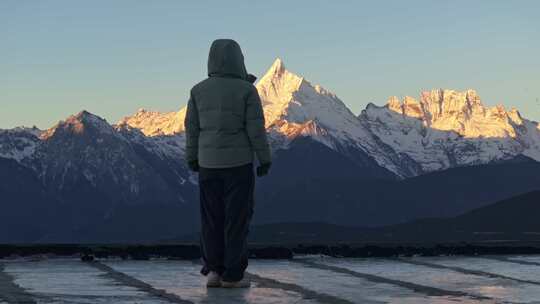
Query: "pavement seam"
295 259 491 301
245 271 355 304
482 256 540 267
85 261 193 304
191 260 353 304
0 263 38 304
395 257 540 286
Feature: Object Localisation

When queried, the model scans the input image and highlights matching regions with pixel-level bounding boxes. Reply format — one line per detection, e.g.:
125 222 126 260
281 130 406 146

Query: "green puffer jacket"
184 39 271 168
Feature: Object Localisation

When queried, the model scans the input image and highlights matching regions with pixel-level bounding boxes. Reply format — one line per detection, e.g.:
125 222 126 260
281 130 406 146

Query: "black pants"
198 163 255 282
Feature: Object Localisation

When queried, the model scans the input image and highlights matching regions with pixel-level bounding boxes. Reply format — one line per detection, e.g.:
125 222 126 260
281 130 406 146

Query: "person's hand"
256 162 271 177
188 159 199 172
246 74 257 84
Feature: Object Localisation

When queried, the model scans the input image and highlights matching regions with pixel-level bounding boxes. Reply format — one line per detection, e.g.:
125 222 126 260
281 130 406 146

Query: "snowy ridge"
117 108 186 136
115 122 186 161
386 89 521 138
0 127 41 163
2 59 540 179
519 120 540 160
360 90 540 172
115 108 187 161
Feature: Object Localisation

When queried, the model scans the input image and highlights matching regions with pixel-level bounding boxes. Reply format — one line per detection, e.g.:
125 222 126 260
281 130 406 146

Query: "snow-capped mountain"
0 111 197 242
37 111 192 206
254 58 417 177
360 89 540 173
115 59 414 177
0 111 193 201
257 59 361 142
254 59 540 177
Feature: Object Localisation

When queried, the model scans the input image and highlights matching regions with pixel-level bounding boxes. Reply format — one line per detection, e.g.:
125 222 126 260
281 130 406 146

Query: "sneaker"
206 271 222 288
221 278 251 288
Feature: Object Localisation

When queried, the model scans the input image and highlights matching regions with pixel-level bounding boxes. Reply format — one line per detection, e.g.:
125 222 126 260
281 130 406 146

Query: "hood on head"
207 39 248 79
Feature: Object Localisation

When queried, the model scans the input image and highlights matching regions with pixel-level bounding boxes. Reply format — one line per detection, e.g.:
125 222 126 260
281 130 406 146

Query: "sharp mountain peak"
40 110 114 140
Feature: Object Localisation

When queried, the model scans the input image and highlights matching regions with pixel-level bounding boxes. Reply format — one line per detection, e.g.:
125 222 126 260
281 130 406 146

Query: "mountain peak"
76 109 91 116
72 110 111 129
258 57 302 86
268 57 285 74
41 111 113 139
256 59 305 126
419 88 484 109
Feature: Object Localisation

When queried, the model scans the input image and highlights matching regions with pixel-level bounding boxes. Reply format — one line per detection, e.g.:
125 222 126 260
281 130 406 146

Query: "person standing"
184 39 272 288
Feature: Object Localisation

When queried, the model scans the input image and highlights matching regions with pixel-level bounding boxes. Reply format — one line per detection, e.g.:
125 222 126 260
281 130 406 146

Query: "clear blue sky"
1 0 539 129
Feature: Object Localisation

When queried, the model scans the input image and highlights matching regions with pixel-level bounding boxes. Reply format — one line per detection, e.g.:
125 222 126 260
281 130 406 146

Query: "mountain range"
1 58 539 242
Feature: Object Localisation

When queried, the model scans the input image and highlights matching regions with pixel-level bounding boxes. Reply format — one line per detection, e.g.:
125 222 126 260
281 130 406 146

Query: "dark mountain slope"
254 136 397 224
254 156 540 226
451 190 540 232
0 158 58 242
243 191 540 244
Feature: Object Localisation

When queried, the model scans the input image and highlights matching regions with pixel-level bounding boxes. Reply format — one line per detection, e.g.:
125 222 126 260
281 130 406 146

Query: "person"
184 39 272 288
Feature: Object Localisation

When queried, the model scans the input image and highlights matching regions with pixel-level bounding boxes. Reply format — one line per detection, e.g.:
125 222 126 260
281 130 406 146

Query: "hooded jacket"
184 39 271 168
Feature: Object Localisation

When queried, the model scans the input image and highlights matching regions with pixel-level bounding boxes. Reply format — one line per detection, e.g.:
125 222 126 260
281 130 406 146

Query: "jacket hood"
207 39 248 79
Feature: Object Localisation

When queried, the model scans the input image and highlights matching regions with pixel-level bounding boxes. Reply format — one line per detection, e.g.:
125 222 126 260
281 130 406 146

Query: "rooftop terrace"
2 254 540 303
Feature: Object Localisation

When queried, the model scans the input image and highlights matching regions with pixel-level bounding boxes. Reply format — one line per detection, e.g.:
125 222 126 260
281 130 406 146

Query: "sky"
1 0 539 129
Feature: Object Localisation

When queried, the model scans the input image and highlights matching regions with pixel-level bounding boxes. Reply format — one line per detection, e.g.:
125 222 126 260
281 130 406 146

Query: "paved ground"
2 255 540 303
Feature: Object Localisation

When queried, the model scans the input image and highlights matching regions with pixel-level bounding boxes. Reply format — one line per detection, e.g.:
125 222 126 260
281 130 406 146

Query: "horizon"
2 1 540 129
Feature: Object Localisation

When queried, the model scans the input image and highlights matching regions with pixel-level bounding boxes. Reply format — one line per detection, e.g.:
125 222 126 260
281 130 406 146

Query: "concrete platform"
2 255 540 303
